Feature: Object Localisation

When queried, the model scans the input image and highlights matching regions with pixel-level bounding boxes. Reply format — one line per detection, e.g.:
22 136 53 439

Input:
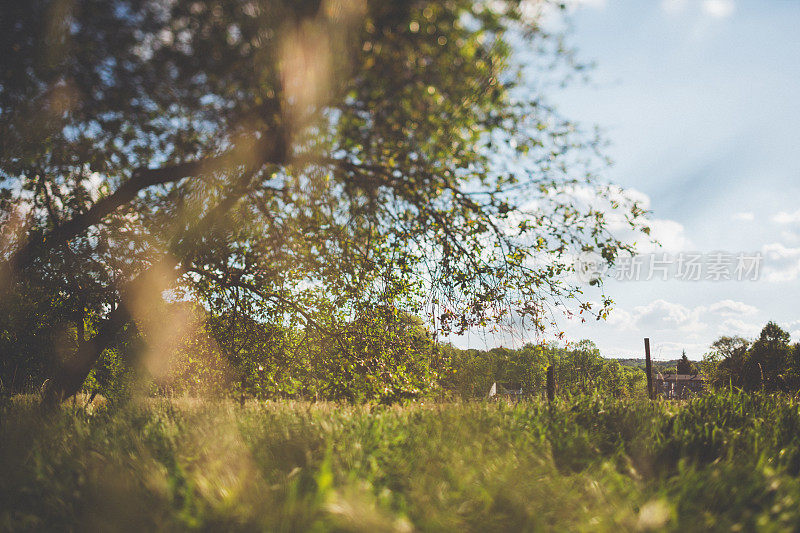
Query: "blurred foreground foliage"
4 392 800 531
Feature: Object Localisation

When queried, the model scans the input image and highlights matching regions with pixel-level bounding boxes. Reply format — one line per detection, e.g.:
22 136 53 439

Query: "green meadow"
3 392 800 532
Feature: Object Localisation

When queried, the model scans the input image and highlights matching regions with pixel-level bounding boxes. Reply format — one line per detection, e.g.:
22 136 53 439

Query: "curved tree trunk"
33 162 269 404
42 303 131 404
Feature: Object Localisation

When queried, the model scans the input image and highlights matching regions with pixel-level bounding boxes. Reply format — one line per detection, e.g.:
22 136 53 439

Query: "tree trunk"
37 168 264 404
42 303 131 404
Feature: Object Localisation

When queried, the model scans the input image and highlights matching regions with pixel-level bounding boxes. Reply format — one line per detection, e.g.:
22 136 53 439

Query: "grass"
2 392 800 531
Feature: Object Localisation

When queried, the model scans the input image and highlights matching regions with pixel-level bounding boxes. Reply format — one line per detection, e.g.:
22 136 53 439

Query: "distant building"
654 373 706 399
488 382 524 400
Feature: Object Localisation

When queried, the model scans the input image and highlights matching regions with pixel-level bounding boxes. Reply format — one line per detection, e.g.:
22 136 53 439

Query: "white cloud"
634 299 707 332
702 0 735 18
594 186 691 252
646 219 692 252
605 306 636 331
564 185 691 253
520 184 686 256
779 231 800 246
561 0 607 9
605 298 759 335
708 299 758 316
773 210 800 225
732 211 754 222
761 243 800 282
763 243 800 259
661 0 689 14
720 318 761 338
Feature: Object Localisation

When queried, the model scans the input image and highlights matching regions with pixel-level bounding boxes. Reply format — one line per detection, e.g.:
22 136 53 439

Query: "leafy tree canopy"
0 0 648 400
704 323 799 391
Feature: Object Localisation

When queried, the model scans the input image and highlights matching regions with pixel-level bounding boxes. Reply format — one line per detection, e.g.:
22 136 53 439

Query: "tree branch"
4 132 288 280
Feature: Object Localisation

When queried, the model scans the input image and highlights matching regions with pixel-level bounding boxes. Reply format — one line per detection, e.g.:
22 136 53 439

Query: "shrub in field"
82 348 137 403
117 304 442 403
299 306 442 403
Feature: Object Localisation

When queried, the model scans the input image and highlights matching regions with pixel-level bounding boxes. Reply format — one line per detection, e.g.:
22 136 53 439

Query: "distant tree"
788 342 800 390
564 339 604 391
703 336 750 388
676 350 694 375
747 322 792 390
704 323 795 391
301 306 442 402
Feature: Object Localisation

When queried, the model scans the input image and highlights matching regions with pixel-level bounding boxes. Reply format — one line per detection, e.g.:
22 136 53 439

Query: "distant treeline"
2 294 795 403
614 322 800 392
439 341 646 399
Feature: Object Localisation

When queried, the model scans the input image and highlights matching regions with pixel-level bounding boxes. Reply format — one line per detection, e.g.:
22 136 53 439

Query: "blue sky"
457 0 800 360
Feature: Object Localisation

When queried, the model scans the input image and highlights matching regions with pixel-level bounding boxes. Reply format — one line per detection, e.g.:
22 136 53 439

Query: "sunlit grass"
2 393 800 531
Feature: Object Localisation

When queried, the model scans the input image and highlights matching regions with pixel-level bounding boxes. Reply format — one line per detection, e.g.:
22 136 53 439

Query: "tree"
788 342 800 390
0 0 648 401
676 350 694 375
748 322 792 390
704 323 796 391
704 336 751 389
705 336 749 379
302 306 442 402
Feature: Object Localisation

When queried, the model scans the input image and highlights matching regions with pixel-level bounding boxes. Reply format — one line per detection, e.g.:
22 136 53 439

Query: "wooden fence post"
644 338 654 400
546 365 555 403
